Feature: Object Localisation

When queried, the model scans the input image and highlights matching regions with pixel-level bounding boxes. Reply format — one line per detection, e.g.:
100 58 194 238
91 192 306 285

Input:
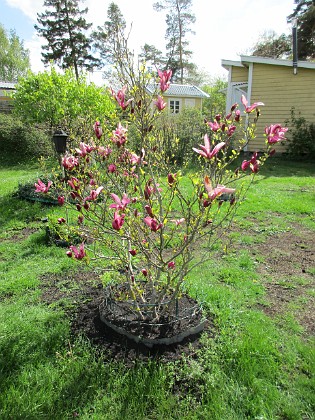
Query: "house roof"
147 83 209 98
0 81 16 89
221 55 315 70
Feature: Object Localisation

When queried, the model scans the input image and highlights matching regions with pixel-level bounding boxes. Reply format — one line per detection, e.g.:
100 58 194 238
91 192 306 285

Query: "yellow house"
221 55 315 152
147 83 209 113
0 81 15 113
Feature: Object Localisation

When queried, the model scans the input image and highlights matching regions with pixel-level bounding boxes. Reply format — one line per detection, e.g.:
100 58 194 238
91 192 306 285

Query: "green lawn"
0 158 314 419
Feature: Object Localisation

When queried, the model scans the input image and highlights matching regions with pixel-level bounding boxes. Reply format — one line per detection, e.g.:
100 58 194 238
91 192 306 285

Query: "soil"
249 226 315 336
40 270 212 363
10 222 315 363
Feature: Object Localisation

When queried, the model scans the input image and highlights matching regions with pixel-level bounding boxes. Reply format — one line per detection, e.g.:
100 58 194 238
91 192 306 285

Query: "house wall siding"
228 63 315 152
0 89 14 113
165 96 203 112
249 63 315 151
231 66 248 82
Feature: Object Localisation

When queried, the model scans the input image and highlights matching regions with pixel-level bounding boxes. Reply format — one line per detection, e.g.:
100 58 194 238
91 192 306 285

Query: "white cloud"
25 34 44 73
5 0 43 21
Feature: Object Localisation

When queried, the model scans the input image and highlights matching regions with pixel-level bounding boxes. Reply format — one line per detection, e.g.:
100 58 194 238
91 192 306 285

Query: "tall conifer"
35 0 99 79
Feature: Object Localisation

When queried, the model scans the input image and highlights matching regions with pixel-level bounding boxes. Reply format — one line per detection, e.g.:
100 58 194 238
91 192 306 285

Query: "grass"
0 157 314 419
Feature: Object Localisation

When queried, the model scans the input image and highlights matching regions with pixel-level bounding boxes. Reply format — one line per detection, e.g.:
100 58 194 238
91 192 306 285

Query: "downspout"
226 65 233 114
244 62 254 152
292 18 298 75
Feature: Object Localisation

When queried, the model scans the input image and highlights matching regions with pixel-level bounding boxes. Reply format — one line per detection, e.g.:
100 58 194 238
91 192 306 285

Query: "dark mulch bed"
40 270 213 364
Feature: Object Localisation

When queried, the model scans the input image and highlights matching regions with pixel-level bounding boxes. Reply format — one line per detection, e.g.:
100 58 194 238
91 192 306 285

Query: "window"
169 100 180 113
185 98 195 108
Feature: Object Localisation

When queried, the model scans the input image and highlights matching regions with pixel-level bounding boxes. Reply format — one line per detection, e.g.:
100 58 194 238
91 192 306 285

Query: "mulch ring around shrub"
40 270 215 364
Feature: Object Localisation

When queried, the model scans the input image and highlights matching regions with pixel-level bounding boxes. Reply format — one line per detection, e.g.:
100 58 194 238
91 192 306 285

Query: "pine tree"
92 2 134 85
35 0 99 80
153 0 196 83
92 2 127 66
288 0 315 60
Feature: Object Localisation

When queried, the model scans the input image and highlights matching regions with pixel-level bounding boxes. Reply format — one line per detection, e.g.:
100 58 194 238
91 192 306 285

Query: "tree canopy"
0 24 31 82
288 0 315 60
250 31 292 59
13 67 116 138
35 0 99 79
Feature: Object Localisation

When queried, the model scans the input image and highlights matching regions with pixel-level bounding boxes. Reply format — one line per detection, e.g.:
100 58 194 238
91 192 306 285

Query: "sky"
0 0 295 85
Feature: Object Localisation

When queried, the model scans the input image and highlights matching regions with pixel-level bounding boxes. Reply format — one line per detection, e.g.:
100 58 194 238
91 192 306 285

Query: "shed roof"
0 81 16 89
221 55 315 70
147 83 209 98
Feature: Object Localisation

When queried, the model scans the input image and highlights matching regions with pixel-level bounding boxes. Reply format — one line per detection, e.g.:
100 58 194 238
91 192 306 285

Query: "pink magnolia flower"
207 121 221 132
76 142 94 157
265 124 288 144
154 95 167 111
204 176 236 201
110 86 133 110
144 181 154 199
145 205 154 217
111 123 128 147
193 134 225 160
168 261 175 269
130 149 147 165
234 110 241 122
129 249 137 256
68 177 80 190
58 196 65 206
141 268 148 277
144 216 163 232
144 181 162 199
108 163 117 173
241 95 264 113
112 211 125 231
167 173 176 186
241 152 260 173
158 69 172 92
93 121 102 139
98 146 112 158
34 179 52 194
58 217 66 224
227 125 236 137
67 243 86 260
85 186 104 202
62 155 79 170
175 218 185 226
109 193 131 210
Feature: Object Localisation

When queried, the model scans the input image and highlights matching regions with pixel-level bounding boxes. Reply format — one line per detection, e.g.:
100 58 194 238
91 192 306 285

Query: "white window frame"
169 98 181 114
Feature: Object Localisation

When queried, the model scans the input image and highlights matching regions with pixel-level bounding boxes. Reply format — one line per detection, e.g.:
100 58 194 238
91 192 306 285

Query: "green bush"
154 108 206 165
13 68 116 142
285 108 315 159
0 113 54 162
